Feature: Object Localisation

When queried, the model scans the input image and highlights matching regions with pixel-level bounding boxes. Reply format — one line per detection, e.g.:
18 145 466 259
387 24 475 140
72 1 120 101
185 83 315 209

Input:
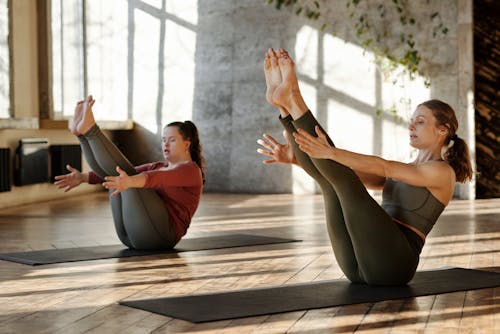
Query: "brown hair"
167 121 206 183
418 99 473 183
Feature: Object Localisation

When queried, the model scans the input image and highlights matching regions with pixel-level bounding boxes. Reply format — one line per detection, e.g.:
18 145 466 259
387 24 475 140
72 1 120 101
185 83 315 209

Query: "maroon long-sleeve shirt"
89 161 203 242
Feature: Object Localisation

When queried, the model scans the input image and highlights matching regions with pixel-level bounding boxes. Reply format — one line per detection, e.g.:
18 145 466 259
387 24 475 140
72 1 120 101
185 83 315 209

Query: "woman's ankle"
289 92 309 120
80 123 99 137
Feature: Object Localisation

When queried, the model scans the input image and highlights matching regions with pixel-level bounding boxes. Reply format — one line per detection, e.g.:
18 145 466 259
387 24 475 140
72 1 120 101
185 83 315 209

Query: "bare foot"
76 95 96 135
272 49 308 119
264 48 283 109
69 100 85 136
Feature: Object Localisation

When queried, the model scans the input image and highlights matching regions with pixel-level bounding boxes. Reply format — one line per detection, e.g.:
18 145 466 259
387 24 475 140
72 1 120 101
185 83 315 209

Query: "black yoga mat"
0 234 298 265
120 267 500 323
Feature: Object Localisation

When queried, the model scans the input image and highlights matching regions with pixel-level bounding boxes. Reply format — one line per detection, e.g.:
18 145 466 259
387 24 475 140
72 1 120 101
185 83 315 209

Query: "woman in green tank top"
258 48 473 285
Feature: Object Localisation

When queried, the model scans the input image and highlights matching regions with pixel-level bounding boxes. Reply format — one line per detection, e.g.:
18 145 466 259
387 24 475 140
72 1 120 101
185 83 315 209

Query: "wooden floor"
0 192 498 333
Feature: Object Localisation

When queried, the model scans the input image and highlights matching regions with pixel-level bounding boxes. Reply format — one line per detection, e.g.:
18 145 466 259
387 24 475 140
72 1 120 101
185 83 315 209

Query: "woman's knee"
361 265 416 286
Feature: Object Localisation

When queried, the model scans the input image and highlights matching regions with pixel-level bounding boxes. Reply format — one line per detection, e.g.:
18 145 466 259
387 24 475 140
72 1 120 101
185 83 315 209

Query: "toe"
264 57 271 71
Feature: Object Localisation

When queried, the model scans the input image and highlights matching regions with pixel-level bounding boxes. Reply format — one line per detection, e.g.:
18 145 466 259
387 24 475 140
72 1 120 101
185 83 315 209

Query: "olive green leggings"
281 112 420 285
78 124 177 250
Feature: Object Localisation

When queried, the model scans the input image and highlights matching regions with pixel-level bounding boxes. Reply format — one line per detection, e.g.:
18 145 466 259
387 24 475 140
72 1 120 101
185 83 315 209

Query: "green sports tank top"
381 178 445 236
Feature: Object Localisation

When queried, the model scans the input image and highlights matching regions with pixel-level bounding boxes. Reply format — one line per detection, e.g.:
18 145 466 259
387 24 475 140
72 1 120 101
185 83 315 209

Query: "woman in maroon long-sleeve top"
55 96 205 250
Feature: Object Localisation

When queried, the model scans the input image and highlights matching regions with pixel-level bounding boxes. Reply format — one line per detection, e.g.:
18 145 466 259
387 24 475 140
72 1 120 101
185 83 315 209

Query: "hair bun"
184 120 198 132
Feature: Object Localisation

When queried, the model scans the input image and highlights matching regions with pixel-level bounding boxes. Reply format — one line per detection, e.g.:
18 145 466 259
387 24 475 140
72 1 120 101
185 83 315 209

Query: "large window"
0 0 9 119
51 0 197 133
52 0 128 121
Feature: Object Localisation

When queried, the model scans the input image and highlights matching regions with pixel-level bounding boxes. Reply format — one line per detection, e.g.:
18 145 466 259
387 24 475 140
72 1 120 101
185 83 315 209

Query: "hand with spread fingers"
102 166 132 196
293 126 334 160
257 130 297 165
54 165 88 192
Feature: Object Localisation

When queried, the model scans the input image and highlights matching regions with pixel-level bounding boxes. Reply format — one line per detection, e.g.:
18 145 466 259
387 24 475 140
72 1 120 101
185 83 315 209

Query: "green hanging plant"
267 0 449 88
268 0 322 20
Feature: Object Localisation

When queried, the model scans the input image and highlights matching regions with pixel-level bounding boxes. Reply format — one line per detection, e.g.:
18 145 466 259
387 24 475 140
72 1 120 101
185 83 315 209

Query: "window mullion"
82 0 87 97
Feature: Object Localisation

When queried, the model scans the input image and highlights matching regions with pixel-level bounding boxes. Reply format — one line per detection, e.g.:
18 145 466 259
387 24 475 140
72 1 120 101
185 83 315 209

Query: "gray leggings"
78 125 177 250
281 112 421 285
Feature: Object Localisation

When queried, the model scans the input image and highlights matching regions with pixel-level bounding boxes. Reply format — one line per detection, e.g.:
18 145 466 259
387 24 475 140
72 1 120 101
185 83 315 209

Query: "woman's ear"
438 124 449 136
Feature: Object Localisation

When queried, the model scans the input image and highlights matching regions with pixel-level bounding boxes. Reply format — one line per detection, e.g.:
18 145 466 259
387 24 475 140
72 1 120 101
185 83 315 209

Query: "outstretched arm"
102 163 202 196
293 126 453 191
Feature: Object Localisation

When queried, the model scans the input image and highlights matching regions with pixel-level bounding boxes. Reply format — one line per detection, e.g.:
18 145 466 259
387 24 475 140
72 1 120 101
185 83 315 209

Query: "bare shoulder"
419 160 456 205
421 160 455 176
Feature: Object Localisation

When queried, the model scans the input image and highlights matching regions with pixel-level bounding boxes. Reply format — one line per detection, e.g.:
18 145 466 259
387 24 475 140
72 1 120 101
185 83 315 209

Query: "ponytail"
441 134 473 183
419 99 473 183
167 120 206 183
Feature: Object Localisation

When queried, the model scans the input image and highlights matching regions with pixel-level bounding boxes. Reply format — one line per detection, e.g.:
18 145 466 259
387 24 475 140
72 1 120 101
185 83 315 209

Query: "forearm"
354 170 386 190
125 173 147 189
329 148 388 178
